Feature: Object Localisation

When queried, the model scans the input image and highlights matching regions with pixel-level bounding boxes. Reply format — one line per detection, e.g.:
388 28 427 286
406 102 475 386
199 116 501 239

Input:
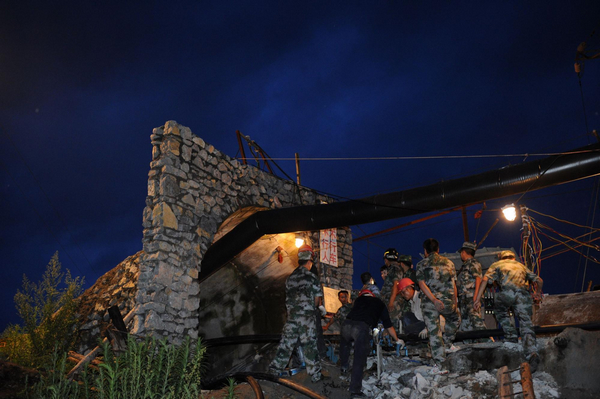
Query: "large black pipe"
200 144 600 281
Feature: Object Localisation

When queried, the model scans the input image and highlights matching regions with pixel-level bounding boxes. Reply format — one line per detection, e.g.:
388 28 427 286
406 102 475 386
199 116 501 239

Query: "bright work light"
295 238 304 248
502 204 517 221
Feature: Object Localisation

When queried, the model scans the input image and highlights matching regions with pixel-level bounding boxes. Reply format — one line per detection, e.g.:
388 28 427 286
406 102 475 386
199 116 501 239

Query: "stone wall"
132 121 353 343
76 252 140 352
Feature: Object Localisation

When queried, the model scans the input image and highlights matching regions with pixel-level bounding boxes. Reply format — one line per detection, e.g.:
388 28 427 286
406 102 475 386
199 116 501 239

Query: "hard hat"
398 254 412 264
383 248 399 261
459 242 477 252
396 278 415 292
298 244 315 260
359 289 374 297
499 250 516 260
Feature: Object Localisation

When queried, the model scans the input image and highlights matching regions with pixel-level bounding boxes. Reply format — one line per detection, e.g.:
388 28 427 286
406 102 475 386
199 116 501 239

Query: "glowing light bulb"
502 204 517 221
295 238 304 248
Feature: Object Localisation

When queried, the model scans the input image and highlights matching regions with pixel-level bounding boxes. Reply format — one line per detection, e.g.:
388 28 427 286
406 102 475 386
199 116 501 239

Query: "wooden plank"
67 305 137 379
520 362 536 398
107 306 128 352
497 365 514 399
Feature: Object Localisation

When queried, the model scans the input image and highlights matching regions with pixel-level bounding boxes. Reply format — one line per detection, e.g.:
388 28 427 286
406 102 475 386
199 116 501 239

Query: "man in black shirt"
340 289 401 398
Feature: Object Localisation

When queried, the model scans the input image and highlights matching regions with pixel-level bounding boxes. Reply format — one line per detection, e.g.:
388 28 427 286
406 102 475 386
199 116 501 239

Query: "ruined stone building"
77 120 353 353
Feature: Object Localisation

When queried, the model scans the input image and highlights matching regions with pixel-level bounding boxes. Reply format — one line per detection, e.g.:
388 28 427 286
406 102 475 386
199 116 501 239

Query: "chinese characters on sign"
320 228 338 267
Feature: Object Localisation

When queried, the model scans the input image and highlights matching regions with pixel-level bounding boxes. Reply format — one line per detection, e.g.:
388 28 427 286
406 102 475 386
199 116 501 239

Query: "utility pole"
520 205 533 270
295 153 301 185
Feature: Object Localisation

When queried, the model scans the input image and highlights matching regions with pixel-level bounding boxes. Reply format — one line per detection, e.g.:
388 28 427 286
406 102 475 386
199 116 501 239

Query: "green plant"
223 377 238 399
28 347 91 399
24 335 206 399
95 335 206 399
1 324 34 366
1 252 84 368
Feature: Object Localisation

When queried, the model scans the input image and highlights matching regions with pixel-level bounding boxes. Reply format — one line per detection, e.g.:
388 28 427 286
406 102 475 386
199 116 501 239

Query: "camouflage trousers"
388 299 406 330
270 316 321 378
495 290 537 357
459 296 487 332
421 300 461 364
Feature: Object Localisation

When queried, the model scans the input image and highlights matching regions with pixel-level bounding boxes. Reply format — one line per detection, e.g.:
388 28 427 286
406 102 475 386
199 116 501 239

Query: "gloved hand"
395 339 405 349
318 305 327 316
418 328 428 339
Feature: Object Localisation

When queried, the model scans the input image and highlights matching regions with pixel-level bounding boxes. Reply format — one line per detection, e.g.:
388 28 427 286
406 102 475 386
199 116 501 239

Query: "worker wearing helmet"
393 254 418 318
398 254 417 284
474 250 543 370
389 278 427 337
416 238 461 374
269 244 326 383
380 248 404 328
456 242 488 340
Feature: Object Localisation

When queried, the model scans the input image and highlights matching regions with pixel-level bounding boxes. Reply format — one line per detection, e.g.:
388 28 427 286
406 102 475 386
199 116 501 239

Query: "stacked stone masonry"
132 121 353 344
76 251 140 353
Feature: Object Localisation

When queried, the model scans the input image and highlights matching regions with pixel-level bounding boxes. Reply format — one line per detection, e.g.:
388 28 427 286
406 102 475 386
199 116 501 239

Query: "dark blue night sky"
1 1 600 331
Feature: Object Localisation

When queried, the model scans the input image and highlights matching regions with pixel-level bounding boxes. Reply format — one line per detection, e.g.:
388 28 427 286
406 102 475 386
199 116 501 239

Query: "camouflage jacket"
416 253 457 307
401 268 417 286
332 302 353 326
484 259 539 292
285 265 323 318
456 257 482 298
361 283 381 298
381 263 403 301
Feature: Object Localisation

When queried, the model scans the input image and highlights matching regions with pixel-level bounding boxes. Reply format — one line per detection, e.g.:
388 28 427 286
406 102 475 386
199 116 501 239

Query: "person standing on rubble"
473 250 543 369
416 238 461 373
381 248 404 327
309 263 329 361
269 244 326 383
323 290 352 332
398 254 417 283
340 288 402 398
456 242 488 338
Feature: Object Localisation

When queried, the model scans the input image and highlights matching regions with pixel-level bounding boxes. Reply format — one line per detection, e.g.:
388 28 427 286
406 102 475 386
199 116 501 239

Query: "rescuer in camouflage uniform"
269 244 325 382
360 271 381 298
323 290 352 331
396 254 417 316
416 238 461 369
381 248 404 327
474 250 543 370
456 242 488 338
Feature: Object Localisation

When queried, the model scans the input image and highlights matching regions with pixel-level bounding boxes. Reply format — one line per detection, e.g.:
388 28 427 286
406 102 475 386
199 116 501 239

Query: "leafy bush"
1 252 84 368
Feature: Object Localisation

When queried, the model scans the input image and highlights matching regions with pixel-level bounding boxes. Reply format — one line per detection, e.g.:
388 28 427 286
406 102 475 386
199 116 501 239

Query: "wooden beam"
236 130 247 165
496 365 514 398
67 305 137 380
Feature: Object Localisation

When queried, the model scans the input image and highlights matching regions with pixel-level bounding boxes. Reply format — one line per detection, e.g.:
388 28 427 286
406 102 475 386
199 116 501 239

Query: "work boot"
528 353 540 373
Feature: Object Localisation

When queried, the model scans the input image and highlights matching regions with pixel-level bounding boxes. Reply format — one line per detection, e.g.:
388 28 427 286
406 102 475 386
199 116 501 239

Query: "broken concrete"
534 290 600 326
539 328 600 397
